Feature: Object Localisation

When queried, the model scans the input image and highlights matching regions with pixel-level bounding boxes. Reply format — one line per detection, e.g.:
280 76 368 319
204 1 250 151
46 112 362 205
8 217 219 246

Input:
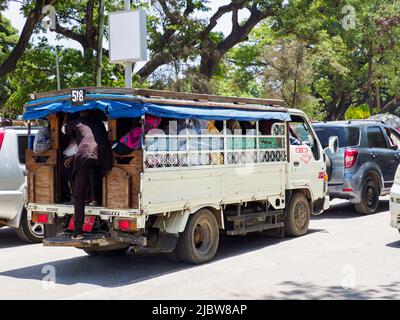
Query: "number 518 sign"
71 89 86 106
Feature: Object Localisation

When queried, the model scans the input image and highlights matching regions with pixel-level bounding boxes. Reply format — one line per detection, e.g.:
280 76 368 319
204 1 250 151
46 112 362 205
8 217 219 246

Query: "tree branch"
0 0 56 78
54 20 87 48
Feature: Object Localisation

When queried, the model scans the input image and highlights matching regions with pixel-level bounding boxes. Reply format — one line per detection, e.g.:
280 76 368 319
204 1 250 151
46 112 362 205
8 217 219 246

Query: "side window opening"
289 116 320 160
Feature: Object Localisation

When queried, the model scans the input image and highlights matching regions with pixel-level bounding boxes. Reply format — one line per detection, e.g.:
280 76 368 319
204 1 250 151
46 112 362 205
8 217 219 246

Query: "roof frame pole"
124 0 133 88
256 120 260 163
141 114 146 169
27 120 32 150
185 119 190 168
223 120 228 166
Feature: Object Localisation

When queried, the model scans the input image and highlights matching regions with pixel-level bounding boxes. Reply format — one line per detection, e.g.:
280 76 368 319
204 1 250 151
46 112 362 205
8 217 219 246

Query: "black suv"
313 120 400 214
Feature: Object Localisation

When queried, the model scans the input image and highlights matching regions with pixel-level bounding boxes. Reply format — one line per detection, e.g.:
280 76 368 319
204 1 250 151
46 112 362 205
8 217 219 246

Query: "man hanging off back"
64 110 112 240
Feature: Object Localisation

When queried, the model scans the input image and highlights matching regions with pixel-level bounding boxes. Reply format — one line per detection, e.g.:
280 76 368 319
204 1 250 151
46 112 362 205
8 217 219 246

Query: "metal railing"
143 122 287 170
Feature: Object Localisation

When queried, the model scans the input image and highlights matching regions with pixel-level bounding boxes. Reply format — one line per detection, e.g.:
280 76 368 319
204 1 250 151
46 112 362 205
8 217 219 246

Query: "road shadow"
386 240 400 248
0 229 324 288
0 227 31 249
265 280 400 299
312 199 389 220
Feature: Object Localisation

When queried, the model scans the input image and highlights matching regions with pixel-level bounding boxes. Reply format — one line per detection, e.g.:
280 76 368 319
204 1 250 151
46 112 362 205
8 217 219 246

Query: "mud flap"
135 232 179 253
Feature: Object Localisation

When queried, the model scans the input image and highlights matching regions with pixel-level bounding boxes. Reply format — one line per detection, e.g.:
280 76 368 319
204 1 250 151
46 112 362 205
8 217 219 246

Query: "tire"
326 156 332 181
83 247 129 257
285 192 310 237
167 248 182 262
354 177 380 215
16 209 44 243
177 209 219 264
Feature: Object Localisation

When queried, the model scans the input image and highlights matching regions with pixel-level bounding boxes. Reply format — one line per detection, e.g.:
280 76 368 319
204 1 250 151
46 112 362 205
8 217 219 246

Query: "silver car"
0 126 42 242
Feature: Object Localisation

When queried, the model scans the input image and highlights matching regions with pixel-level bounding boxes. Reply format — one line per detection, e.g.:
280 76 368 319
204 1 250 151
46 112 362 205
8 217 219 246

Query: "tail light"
0 129 5 150
344 149 358 169
32 212 53 224
114 218 137 232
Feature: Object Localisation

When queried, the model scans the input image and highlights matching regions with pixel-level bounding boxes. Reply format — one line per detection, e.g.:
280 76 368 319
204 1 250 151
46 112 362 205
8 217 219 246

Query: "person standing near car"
63 110 112 240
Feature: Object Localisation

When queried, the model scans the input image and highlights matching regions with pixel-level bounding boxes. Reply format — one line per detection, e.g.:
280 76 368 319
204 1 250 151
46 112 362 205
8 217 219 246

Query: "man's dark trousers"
73 160 102 235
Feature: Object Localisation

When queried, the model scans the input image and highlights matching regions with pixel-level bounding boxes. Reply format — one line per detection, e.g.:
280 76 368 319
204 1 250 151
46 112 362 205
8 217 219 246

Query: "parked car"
313 120 400 214
369 113 400 132
390 165 400 233
0 126 42 242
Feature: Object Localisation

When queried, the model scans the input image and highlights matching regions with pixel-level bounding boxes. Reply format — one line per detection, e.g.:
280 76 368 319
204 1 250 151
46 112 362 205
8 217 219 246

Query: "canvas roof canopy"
23 88 291 122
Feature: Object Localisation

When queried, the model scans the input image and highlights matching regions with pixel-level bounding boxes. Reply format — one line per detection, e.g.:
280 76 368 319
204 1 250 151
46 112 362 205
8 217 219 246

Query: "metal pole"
55 48 61 90
96 0 106 87
124 0 132 88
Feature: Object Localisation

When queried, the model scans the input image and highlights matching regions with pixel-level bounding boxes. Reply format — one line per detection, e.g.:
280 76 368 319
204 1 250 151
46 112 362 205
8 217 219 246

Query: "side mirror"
328 136 339 154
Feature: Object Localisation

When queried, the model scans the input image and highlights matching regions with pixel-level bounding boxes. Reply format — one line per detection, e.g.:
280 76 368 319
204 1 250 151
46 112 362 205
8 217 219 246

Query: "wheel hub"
192 220 212 254
366 185 377 208
294 202 307 229
28 221 44 238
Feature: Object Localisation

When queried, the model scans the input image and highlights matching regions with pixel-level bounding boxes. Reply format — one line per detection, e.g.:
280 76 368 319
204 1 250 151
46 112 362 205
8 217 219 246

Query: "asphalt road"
0 198 399 300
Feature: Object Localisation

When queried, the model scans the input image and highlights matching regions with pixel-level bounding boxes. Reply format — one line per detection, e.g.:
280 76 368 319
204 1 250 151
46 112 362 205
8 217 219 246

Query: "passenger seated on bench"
112 115 161 155
227 120 241 135
208 120 223 165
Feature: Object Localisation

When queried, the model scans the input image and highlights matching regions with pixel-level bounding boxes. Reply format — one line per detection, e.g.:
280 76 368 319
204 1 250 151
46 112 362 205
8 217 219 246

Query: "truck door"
287 116 326 201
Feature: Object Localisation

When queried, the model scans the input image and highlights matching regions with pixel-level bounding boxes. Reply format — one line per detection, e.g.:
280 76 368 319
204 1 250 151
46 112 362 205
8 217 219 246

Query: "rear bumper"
328 182 361 203
43 233 147 249
26 203 145 228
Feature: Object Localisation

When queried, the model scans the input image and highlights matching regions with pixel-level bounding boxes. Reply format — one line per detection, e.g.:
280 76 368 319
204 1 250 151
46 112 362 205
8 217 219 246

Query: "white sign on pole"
109 8 147 63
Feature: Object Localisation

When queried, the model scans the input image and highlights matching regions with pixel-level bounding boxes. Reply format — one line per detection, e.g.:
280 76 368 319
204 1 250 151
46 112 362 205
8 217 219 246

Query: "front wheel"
354 177 380 215
177 209 219 264
285 192 310 237
16 209 44 243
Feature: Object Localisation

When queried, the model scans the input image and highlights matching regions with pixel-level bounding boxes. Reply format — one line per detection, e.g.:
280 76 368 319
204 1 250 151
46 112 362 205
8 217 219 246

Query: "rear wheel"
16 209 44 243
177 209 219 264
285 192 310 237
354 177 380 215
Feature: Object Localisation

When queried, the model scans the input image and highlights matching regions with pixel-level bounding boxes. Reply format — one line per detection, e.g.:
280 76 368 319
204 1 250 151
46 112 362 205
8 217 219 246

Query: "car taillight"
0 129 5 150
344 149 358 169
32 212 53 224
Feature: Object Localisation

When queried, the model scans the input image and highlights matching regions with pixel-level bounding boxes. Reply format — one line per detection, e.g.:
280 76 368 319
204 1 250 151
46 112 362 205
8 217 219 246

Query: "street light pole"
55 47 61 90
124 0 133 88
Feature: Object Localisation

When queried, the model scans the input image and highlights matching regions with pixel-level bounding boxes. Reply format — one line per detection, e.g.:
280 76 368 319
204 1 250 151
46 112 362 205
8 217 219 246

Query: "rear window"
314 126 360 149
17 135 28 164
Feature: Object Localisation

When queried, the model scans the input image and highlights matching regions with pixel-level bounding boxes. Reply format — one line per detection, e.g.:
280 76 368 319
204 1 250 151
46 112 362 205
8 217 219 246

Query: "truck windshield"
314 126 360 149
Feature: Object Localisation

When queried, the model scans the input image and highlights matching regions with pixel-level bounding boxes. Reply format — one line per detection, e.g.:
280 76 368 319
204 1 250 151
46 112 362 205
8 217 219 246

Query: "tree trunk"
0 0 55 78
95 0 105 87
